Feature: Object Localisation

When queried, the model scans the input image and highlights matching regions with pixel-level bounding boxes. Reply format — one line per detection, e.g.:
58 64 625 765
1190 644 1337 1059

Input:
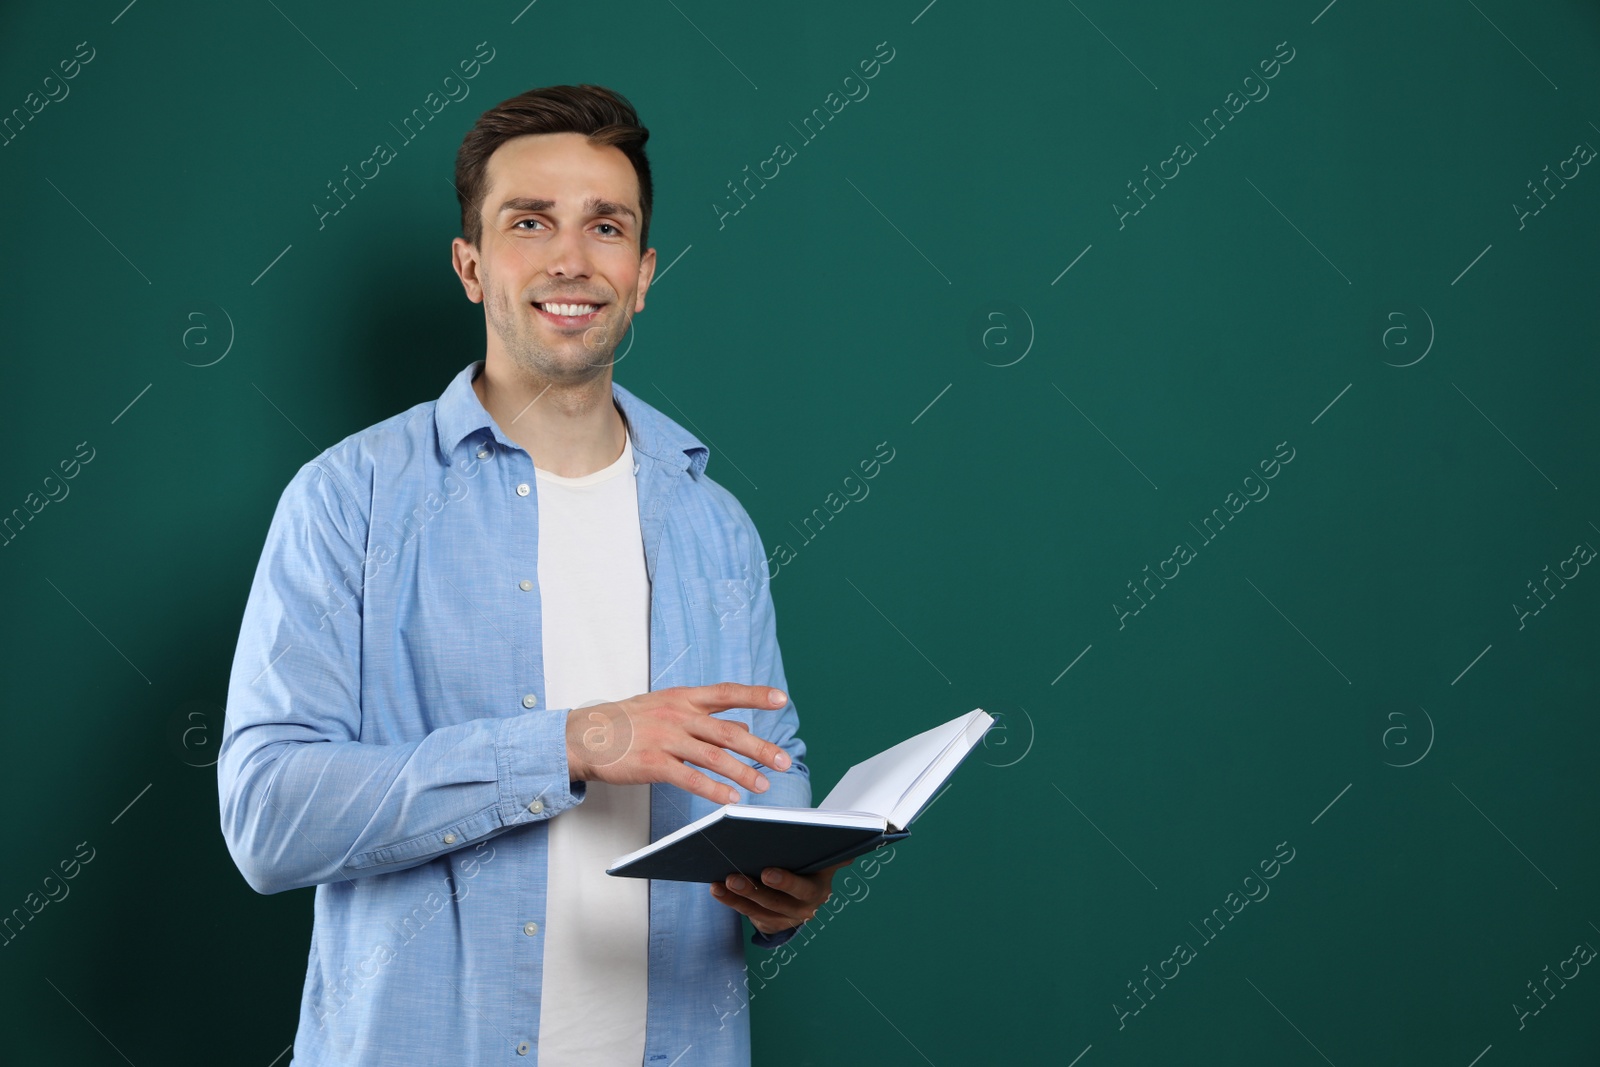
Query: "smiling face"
452 131 655 384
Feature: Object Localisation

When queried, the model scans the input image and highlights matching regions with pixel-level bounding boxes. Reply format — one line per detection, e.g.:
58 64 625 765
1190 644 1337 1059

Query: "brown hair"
453 84 653 252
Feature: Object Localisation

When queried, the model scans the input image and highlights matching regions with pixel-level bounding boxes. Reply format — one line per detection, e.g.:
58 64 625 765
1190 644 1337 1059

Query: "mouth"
531 300 607 328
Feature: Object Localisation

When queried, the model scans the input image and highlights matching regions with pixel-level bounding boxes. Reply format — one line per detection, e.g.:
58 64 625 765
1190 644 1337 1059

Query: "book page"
887 710 994 829
818 711 985 817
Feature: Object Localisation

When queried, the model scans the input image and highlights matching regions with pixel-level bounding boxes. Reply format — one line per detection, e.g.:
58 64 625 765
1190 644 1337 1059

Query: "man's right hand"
565 683 793 805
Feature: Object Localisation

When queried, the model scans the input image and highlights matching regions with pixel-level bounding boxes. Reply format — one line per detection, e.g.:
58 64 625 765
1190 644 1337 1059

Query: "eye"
512 218 545 231
596 222 621 236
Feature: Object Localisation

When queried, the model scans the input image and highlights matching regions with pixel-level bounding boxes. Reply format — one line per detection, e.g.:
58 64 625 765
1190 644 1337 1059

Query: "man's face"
454 132 654 383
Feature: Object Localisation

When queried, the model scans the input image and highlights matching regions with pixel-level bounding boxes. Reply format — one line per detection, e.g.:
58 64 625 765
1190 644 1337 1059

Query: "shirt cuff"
750 921 804 950
494 709 586 826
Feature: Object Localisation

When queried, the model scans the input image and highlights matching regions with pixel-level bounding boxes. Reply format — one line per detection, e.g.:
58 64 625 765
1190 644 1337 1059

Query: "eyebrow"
496 196 638 225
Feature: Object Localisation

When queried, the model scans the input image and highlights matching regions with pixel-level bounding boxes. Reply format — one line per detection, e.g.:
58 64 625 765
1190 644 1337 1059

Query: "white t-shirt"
535 429 652 1066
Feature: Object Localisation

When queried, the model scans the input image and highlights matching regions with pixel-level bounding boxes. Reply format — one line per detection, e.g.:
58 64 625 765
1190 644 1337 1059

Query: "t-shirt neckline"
533 433 634 487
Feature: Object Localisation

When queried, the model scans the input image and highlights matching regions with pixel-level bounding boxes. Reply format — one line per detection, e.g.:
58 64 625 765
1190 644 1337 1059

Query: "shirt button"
522 693 538 709
524 921 539 936
519 579 533 592
477 446 491 460
517 1041 530 1055
528 798 544 814
443 833 457 845
516 482 530 496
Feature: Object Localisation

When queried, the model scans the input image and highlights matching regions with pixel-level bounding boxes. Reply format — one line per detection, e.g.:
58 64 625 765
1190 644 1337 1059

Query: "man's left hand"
710 860 851 936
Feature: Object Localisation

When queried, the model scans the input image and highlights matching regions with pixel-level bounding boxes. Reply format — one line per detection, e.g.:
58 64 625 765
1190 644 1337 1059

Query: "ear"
451 236 485 303
633 245 657 313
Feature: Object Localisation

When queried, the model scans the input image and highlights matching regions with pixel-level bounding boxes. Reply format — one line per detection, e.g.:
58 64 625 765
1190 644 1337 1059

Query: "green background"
2 0 1598 1063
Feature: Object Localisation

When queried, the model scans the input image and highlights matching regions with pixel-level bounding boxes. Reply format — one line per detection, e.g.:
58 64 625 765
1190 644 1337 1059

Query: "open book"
606 709 994 883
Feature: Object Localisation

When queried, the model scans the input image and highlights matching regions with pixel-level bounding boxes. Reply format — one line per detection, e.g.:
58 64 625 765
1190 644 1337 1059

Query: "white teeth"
539 303 598 316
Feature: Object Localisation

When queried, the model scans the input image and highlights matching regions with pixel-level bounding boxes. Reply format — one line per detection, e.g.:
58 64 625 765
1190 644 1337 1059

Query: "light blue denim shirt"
219 360 810 1066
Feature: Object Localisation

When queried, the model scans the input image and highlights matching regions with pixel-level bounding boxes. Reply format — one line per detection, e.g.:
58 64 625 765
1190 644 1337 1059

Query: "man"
218 83 848 1066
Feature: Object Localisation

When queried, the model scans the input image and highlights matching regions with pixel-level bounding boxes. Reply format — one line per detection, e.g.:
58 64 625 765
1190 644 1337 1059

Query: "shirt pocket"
679 573 759 701
678 574 784 812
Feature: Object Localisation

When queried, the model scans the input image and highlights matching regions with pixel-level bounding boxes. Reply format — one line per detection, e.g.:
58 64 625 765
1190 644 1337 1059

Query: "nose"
544 224 594 280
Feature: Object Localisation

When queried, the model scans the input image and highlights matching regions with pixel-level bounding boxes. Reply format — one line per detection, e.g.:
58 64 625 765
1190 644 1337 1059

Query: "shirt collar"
434 360 709 476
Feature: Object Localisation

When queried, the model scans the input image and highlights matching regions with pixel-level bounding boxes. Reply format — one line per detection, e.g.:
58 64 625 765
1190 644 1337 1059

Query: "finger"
709 882 802 931
683 706 792 775
662 755 743 805
681 717 785 786
759 868 831 906
686 682 787 714
682 738 771 795
719 871 822 921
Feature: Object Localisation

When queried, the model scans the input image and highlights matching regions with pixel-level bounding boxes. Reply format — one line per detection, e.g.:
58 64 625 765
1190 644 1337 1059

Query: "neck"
472 353 626 478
